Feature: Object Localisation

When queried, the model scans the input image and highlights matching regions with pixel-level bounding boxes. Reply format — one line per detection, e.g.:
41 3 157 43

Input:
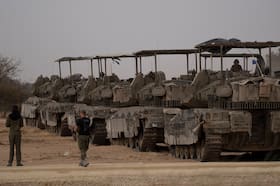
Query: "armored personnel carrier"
134 49 198 107
22 56 97 137
163 39 280 161
39 55 122 142
65 104 112 144
40 101 73 136
22 57 91 136
23 55 141 144
107 106 164 151
106 49 199 151
22 38 280 162
55 54 171 149
21 96 52 129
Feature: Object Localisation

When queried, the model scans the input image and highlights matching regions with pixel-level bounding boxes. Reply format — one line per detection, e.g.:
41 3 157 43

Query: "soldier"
6 105 24 167
76 110 91 167
230 59 242 72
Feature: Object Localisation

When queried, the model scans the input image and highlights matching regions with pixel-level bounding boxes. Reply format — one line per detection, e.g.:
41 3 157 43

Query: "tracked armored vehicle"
163 39 280 161
39 101 73 136
35 55 125 142
91 54 166 150
107 106 164 151
23 55 145 145
66 104 112 144
22 38 280 162
106 49 199 151
21 96 52 129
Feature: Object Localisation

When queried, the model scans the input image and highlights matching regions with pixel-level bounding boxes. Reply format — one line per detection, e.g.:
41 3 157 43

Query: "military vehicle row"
21 38 280 161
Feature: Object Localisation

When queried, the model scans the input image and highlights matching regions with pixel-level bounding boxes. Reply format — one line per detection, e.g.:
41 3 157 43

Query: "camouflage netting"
21 96 52 119
231 77 280 102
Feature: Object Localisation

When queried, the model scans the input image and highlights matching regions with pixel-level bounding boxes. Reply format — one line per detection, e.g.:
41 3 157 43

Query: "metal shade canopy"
134 49 198 56
195 38 280 53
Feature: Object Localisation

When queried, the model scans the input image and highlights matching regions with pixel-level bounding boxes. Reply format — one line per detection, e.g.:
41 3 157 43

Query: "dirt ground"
1 118 280 186
0 118 178 166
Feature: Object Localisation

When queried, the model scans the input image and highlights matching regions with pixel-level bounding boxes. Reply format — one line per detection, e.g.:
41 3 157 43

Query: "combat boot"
79 160 89 167
17 163 23 166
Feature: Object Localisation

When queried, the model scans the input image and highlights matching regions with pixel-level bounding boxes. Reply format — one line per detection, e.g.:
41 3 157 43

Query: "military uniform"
231 64 242 72
6 111 23 166
76 116 91 167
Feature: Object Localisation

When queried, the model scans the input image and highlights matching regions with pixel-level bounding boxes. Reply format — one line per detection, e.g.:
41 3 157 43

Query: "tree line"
0 55 31 112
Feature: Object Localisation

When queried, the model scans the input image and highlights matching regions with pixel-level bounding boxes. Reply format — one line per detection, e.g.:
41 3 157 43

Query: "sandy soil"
0 119 178 166
1 118 280 186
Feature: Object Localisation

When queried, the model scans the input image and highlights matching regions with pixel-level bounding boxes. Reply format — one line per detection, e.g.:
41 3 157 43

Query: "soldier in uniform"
6 105 24 166
230 59 242 72
76 110 91 167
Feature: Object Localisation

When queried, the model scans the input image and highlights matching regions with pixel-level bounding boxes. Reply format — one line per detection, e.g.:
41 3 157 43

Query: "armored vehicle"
21 96 52 129
39 101 73 136
107 106 164 151
134 49 198 107
106 49 199 151
23 55 142 144
22 56 98 137
55 54 170 149
22 38 280 162
38 55 124 142
163 39 280 161
66 104 112 144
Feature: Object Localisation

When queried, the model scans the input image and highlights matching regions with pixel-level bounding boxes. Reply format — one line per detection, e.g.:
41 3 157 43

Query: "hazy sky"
0 0 280 82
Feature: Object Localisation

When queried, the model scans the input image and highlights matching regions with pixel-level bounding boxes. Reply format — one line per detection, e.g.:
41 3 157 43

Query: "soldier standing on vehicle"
76 110 91 167
230 59 242 72
6 105 24 167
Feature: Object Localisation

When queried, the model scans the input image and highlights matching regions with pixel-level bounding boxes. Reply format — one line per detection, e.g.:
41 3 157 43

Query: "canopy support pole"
90 59 93 77
186 54 189 74
59 61 62 78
